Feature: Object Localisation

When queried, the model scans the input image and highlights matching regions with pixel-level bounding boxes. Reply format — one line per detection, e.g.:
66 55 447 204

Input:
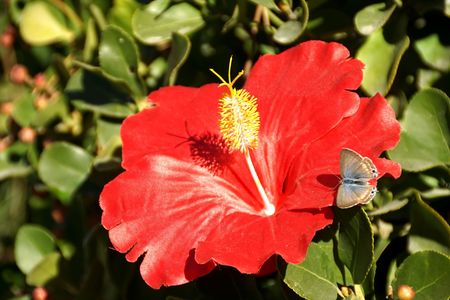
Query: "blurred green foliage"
0 0 449 299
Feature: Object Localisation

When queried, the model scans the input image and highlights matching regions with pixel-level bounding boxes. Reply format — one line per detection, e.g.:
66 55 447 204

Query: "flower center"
210 58 275 216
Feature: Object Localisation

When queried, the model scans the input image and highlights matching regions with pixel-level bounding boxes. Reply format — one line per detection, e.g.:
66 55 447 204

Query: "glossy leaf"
99 26 144 97
354 3 396 36
283 239 343 300
336 208 374 284
19 1 75 45
408 192 450 255
389 88 450 171
392 251 450 300
273 21 303 45
165 32 191 86
356 29 409 95
132 2 204 45
26 252 61 286
415 34 450 72
38 142 93 203
14 225 55 274
65 69 135 118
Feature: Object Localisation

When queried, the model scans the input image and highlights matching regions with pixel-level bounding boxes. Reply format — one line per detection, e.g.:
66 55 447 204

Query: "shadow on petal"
317 173 340 189
167 122 235 175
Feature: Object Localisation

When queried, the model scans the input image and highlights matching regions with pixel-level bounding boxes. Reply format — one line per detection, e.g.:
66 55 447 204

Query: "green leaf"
65 69 135 118
416 68 442 90
307 9 352 37
408 192 450 255
357 29 409 95
354 3 396 36
34 97 68 128
0 151 31 180
11 93 37 127
0 179 27 238
107 0 140 33
38 142 93 203
249 0 279 10
14 225 55 274
336 208 374 284
165 33 191 86
19 1 75 45
283 239 343 300
392 251 450 300
132 2 204 45
99 25 144 97
26 252 61 286
95 119 122 164
415 34 450 72
273 21 303 45
388 88 450 171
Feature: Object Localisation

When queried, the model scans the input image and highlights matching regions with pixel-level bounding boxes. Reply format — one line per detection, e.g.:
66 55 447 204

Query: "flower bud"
32 287 48 300
18 127 37 144
10 64 29 84
34 73 47 89
35 95 49 110
0 137 11 152
0 102 14 115
397 284 415 300
0 31 14 48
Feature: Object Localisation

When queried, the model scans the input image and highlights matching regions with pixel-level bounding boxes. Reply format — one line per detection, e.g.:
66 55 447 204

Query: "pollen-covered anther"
219 88 260 152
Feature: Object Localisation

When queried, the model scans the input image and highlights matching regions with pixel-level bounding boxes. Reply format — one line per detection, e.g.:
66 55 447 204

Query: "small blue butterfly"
336 148 378 208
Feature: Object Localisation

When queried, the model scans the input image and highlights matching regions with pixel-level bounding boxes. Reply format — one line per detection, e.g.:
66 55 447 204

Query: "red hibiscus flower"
100 41 401 289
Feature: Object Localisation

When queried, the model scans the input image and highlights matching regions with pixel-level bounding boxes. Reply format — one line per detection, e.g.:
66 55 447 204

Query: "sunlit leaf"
415 34 450 72
132 2 204 45
14 225 55 274
392 251 450 300
354 2 396 36
38 142 93 203
19 1 75 45
283 239 343 300
26 252 61 286
408 192 450 255
388 88 450 171
273 21 303 45
356 28 409 95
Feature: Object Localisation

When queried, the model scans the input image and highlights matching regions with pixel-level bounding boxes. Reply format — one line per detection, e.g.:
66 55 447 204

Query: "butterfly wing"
336 182 377 208
340 148 378 180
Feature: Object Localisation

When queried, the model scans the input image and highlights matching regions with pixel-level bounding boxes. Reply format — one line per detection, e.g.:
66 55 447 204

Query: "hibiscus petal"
121 84 225 169
245 41 364 201
285 94 401 209
100 155 257 288
195 208 333 273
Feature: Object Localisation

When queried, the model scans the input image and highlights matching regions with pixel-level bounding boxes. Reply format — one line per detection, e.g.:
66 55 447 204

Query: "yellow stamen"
210 57 260 153
210 57 274 216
